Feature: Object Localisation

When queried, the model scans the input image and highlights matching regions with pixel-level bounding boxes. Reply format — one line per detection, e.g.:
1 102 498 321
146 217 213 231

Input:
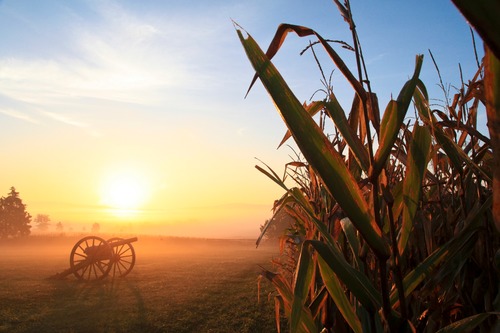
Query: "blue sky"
0 1 485 237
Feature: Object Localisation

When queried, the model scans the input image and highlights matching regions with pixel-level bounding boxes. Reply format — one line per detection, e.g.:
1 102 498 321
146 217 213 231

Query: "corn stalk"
450 0 500 234
236 1 499 332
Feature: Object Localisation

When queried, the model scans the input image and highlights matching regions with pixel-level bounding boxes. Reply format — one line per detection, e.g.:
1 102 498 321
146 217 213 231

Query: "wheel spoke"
80 264 89 277
96 261 105 275
104 238 136 278
86 264 92 280
119 259 132 266
117 261 128 271
74 252 87 259
115 262 123 276
70 236 112 280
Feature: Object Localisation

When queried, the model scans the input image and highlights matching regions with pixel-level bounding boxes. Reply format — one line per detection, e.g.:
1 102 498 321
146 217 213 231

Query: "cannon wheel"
70 236 112 281
107 237 136 278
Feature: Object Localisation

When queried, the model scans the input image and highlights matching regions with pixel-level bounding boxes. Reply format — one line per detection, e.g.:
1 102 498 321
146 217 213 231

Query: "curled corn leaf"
372 55 424 177
236 26 390 258
398 125 432 254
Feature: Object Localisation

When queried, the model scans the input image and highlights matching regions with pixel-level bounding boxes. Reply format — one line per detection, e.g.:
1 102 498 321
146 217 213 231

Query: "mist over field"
0 235 283 332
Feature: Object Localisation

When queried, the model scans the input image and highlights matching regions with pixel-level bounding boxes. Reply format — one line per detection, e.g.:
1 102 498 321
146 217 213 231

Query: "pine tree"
0 187 32 238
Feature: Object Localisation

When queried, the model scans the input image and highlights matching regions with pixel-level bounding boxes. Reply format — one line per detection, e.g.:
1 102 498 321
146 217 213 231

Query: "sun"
100 168 150 215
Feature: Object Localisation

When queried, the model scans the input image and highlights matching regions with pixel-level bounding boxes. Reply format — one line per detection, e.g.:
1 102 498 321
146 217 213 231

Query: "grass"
0 235 287 333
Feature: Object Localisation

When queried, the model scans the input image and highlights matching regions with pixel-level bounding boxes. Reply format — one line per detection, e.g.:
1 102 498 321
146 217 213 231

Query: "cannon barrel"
108 237 138 248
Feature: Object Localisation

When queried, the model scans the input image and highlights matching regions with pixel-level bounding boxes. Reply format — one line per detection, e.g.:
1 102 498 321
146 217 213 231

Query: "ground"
0 235 287 333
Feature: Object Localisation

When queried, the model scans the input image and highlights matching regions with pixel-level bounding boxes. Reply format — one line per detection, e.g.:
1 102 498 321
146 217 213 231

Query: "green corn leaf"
236 27 390 258
307 240 381 311
262 181 381 312
414 79 431 120
261 269 317 332
390 196 492 306
291 244 316 333
451 0 500 59
373 55 424 177
243 23 367 102
279 94 371 172
340 217 364 270
390 180 404 227
264 175 382 312
278 100 324 149
255 161 288 192
412 80 492 183
373 100 399 176
308 286 328 319
261 269 293 305
435 128 492 182
435 312 499 333
274 296 283 333
324 94 371 172
317 254 363 333
398 125 432 254
259 162 377 314
263 160 383 319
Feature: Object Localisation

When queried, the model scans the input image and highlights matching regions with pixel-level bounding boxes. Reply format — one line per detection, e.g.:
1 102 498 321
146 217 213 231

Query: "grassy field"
0 235 287 333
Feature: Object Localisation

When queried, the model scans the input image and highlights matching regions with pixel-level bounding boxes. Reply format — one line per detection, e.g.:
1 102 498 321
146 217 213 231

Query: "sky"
0 0 485 238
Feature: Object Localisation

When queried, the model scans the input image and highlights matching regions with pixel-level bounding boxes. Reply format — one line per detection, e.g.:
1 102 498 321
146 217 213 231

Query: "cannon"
51 236 138 281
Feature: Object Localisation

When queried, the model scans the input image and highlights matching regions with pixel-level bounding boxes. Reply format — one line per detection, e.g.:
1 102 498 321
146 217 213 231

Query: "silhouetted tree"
91 222 100 233
0 187 31 238
34 214 50 232
55 221 64 232
260 208 296 241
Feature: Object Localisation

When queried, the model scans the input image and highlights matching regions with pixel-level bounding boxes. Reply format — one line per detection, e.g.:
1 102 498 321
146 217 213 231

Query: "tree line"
0 187 101 238
0 187 31 238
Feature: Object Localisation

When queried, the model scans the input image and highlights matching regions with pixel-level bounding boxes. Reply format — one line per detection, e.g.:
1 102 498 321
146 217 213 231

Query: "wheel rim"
70 236 112 281
107 237 136 278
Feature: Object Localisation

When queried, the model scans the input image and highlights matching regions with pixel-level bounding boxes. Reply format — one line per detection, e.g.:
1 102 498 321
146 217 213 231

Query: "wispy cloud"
39 110 88 128
0 107 37 123
366 52 388 65
0 1 176 135
0 0 255 139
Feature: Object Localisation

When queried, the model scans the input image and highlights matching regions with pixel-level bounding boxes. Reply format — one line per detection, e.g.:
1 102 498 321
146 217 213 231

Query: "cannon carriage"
51 236 138 281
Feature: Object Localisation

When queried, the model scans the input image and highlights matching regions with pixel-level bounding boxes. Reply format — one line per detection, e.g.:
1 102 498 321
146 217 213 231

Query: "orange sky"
0 1 481 238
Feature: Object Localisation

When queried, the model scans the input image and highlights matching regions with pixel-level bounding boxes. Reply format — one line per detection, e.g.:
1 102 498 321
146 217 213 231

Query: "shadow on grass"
0 236 285 333
43 278 147 332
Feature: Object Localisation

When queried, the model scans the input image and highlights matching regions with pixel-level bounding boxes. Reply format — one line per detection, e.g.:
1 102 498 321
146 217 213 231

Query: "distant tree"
91 222 100 233
0 187 32 238
55 221 64 232
34 214 51 232
260 207 296 241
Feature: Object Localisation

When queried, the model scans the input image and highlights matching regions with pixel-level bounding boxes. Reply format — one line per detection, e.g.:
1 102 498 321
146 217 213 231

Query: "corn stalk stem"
379 259 394 332
484 47 500 232
344 0 375 162
384 186 407 320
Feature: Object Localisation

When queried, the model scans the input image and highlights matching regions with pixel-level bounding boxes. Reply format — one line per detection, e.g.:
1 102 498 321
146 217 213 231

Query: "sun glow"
100 168 151 217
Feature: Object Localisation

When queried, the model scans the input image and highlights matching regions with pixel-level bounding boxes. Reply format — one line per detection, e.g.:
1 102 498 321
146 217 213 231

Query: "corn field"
237 1 499 332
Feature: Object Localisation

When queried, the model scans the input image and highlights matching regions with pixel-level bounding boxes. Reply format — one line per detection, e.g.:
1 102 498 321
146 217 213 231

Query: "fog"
0 234 281 332
0 234 278 281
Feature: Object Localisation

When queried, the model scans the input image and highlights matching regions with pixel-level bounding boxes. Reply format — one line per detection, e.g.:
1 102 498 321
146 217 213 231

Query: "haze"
0 1 481 238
